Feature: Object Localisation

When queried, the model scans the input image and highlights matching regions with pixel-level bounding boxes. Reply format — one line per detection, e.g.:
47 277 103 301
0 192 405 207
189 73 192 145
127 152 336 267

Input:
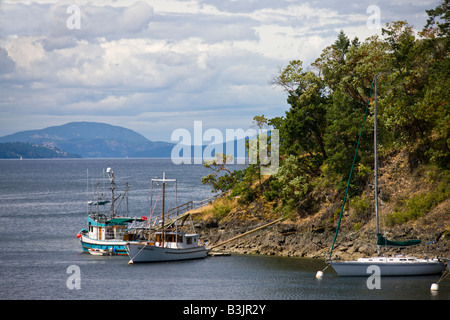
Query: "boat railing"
167 191 228 215
148 191 229 227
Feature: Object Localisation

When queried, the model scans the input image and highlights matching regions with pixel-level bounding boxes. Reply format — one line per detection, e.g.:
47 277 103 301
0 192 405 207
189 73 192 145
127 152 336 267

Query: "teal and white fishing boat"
77 167 149 256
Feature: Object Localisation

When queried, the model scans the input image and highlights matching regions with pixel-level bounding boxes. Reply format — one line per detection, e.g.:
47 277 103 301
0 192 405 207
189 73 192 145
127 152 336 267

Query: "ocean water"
0 159 448 301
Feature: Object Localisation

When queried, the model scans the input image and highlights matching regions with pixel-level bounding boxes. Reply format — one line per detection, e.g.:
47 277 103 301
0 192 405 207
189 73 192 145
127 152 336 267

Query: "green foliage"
229 164 259 204
385 170 450 226
349 195 371 220
204 2 449 222
263 178 282 202
211 200 232 221
272 60 328 164
275 155 312 208
271 2 448 215
353 222 362 231
202 153 238 193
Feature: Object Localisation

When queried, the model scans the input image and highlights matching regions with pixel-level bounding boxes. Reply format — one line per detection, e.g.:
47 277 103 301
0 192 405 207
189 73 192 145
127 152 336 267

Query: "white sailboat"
126 172 208 263
328 75 446 276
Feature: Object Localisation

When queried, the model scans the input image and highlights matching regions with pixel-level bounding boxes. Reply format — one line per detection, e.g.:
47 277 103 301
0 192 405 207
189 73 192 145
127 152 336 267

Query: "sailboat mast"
374 75 379 236
162 172 165 247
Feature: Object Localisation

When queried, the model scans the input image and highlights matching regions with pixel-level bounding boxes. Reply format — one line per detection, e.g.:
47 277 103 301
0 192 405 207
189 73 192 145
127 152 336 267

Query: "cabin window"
186 237 192 245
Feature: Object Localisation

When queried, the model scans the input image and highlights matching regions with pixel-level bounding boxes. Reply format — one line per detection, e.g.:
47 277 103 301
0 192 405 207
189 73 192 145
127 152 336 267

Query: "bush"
353 222 362 231
349 195 371 220
212 200 232 221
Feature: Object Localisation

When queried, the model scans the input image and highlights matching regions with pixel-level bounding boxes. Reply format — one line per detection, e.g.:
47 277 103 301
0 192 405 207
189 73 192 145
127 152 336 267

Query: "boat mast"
374 75 379 237
151 172 176 247
107 167 115 218
162 172 165 247
86 168 89 215
126 182 129 217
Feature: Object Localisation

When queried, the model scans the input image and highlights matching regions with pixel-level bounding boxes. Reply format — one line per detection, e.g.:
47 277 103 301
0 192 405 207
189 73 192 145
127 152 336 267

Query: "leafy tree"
202 153 237 192
272 60 328 166
206 2 450 221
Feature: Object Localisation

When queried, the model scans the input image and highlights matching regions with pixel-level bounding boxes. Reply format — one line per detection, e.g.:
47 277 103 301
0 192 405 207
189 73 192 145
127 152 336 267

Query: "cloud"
0 47 16 74
0 0 441 141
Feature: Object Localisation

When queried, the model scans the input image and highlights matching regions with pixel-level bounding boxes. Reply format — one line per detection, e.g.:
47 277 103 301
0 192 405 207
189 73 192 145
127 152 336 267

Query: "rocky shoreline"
193 150 450 262
197 217 450 261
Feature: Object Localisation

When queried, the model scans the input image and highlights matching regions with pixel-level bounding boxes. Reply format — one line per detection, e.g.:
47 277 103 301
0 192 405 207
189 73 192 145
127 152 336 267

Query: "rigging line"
328 80 374 261
127 242 149 263
436 264 450 284
148 184 163 225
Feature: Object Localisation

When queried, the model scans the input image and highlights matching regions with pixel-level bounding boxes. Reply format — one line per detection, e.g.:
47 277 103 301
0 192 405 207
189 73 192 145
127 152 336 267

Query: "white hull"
330 256 446 276
80 234 139 255
81 234 127 247
126 242 208 263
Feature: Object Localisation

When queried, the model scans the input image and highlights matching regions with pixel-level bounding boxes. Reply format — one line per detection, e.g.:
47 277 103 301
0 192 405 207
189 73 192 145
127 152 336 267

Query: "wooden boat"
126 172 208 263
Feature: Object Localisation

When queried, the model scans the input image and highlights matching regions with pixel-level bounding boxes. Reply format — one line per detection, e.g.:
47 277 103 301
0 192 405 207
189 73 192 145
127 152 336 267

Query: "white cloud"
0 0 441 140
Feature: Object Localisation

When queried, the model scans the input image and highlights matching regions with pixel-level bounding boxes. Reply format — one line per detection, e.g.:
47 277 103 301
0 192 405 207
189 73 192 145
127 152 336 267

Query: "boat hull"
80 234 129 255
126 242 208 263
330 258 446 276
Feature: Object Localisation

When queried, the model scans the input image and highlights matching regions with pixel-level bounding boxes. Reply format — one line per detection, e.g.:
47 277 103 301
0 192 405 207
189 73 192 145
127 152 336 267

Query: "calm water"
0 159 448 301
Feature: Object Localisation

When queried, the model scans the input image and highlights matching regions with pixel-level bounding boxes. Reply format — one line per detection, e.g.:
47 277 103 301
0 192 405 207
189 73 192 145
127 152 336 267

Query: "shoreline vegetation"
196 2 450 261
194 149 450 260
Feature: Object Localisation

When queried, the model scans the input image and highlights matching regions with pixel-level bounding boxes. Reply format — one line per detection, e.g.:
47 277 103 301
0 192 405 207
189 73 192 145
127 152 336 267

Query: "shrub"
349 195 371 219
211 200 232 220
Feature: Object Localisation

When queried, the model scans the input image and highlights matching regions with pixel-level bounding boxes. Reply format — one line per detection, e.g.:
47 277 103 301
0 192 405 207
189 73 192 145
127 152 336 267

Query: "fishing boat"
126 172 208 263
78 167 149 256
328 75 446 276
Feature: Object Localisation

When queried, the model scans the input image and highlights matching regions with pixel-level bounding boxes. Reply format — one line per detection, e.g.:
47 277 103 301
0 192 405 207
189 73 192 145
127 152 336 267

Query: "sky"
0 0 440 142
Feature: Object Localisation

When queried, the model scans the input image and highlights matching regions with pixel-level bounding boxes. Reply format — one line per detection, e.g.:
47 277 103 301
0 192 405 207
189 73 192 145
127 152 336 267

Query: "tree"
202 153 237 193
272 60 328 165
425 0 449 37
314 32 388 190
381 16 449 167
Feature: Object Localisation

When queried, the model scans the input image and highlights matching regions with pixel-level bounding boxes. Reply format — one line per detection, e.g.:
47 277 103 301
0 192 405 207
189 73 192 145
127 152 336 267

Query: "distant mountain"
0 122 175 158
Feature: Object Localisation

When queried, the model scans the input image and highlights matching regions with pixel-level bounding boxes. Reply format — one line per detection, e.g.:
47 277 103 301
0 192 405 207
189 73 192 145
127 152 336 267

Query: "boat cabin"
86 215 143 241
154 231 200 249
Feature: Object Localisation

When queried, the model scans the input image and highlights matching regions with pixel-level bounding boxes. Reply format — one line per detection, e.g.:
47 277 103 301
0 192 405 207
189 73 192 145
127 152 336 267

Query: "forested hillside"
201 2 449 236
0 142 81 159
